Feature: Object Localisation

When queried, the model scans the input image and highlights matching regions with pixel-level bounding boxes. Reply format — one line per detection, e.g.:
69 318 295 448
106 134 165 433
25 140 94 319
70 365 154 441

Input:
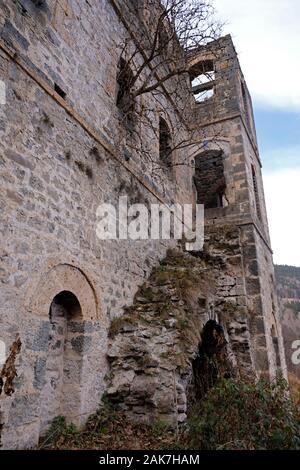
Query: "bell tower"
189 35 287 380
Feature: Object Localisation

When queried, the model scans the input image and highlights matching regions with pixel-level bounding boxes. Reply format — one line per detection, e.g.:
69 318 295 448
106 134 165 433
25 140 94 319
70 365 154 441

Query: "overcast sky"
213 0 300 266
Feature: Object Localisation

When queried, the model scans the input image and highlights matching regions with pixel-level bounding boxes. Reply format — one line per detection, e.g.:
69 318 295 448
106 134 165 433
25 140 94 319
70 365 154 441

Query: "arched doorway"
39 291 83 433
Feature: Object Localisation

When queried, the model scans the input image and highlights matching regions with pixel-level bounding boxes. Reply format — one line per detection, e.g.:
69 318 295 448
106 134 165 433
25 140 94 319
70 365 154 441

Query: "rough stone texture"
107 237 255 426
0 0 287 448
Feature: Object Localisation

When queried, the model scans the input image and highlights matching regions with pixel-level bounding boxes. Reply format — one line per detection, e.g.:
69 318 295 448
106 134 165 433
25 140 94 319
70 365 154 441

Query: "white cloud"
263 167 300 266
213 0 300 110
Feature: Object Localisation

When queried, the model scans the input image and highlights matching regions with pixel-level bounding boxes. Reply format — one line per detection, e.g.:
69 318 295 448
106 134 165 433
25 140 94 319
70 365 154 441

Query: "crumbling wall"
107 227 256 426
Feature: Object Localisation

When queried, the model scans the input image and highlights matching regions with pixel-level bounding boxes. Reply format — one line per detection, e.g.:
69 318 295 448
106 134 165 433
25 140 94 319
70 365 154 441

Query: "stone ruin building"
0 0 287 449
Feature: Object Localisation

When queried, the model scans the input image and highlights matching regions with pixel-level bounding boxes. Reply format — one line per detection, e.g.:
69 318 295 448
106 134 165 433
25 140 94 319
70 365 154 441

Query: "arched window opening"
40 291 84 433
158 21 170 54
159 117 172 167
116 57 134 120
189 60 215 103
251 165 262 220
194 150 227 209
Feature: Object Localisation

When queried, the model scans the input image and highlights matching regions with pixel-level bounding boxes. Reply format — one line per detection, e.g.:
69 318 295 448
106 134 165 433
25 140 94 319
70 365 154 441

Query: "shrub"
186 377 300 450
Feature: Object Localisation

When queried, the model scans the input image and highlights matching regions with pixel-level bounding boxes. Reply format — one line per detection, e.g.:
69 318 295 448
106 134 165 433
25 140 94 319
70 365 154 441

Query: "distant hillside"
275 266 300 304
275 265 300 382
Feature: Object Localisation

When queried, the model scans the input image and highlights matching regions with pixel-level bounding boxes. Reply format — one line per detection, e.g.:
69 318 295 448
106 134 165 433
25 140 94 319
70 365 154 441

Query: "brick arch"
188 53 216 72
28 263 99 320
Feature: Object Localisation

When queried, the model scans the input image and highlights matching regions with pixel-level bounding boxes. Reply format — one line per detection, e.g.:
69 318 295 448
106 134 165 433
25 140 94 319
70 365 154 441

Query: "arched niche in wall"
29 264 105 434
39 290 84 432
28 263 99 321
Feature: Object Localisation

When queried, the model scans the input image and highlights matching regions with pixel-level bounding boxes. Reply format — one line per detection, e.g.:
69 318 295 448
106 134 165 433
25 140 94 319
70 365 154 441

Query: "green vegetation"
185 377 300 450
38 416 78 450
39 377 300 450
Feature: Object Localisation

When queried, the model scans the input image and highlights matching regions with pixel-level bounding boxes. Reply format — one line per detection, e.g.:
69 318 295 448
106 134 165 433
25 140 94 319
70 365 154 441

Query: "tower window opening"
271 325 281 368
189 60 215 103
194 150 226 209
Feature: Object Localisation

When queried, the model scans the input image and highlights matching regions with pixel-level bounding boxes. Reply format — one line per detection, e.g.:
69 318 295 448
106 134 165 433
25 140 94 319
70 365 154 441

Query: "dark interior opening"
271 325 281 368
116 58 133 110
40 291 83 433
159 117 172 167
194 150 226 208
49 290 82 320
191 320 232 401
54 83 67 100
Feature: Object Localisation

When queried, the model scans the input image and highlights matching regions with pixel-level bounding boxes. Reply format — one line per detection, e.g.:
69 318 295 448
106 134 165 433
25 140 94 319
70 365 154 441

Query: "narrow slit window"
241 82 251 129
159 117 172 167
116 58 133 111
54 83 67 100
252 165 262 220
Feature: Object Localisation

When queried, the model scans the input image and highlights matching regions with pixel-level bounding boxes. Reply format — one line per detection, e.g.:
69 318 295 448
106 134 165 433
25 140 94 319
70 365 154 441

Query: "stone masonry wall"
0 0 195 449
0 0 195 199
